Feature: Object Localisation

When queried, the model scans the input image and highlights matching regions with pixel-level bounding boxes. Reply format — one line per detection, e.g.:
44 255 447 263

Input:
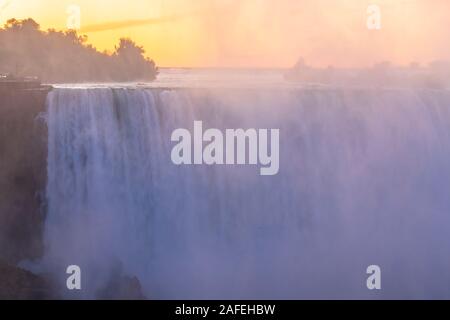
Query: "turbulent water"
43 86 450 299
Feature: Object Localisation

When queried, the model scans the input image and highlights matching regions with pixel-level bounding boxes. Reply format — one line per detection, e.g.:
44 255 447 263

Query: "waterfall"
43 87 450 299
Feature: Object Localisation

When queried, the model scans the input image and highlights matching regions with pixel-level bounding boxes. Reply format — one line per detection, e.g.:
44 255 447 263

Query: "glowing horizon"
1 0 449 68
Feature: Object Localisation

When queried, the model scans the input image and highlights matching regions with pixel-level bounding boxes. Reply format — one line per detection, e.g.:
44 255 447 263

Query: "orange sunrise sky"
1 0 449 68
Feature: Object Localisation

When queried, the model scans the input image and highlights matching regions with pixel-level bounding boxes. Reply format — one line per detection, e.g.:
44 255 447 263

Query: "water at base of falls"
42 87 450 299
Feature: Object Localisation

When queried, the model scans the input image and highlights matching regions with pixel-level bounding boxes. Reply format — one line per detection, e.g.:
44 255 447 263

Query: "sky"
1 0 449 68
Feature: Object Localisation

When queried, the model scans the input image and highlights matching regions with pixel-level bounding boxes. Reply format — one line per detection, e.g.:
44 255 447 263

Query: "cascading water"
42 87 450 299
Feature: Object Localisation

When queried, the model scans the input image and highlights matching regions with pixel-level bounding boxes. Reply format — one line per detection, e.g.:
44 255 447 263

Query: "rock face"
0 88 48 265
96 274 147 300
0 260 54 299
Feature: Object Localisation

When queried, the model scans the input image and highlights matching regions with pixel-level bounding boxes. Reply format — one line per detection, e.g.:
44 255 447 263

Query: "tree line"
0 18 158 83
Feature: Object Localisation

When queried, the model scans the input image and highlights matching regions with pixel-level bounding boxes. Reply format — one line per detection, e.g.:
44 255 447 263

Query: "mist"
2 0 449 67
75 0 450 67
190 0 450 67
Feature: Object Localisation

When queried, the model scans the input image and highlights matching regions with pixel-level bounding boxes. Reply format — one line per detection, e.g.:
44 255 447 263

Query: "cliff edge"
0 86 50 264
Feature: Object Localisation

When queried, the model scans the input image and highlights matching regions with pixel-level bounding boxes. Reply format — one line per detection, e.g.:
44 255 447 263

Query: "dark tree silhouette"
0 18 158 83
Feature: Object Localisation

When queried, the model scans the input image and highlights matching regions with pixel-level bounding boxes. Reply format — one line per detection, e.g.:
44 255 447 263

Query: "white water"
43 85 450 299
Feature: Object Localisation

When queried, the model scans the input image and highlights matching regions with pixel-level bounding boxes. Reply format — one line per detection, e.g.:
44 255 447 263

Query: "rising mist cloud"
3 0 450 67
